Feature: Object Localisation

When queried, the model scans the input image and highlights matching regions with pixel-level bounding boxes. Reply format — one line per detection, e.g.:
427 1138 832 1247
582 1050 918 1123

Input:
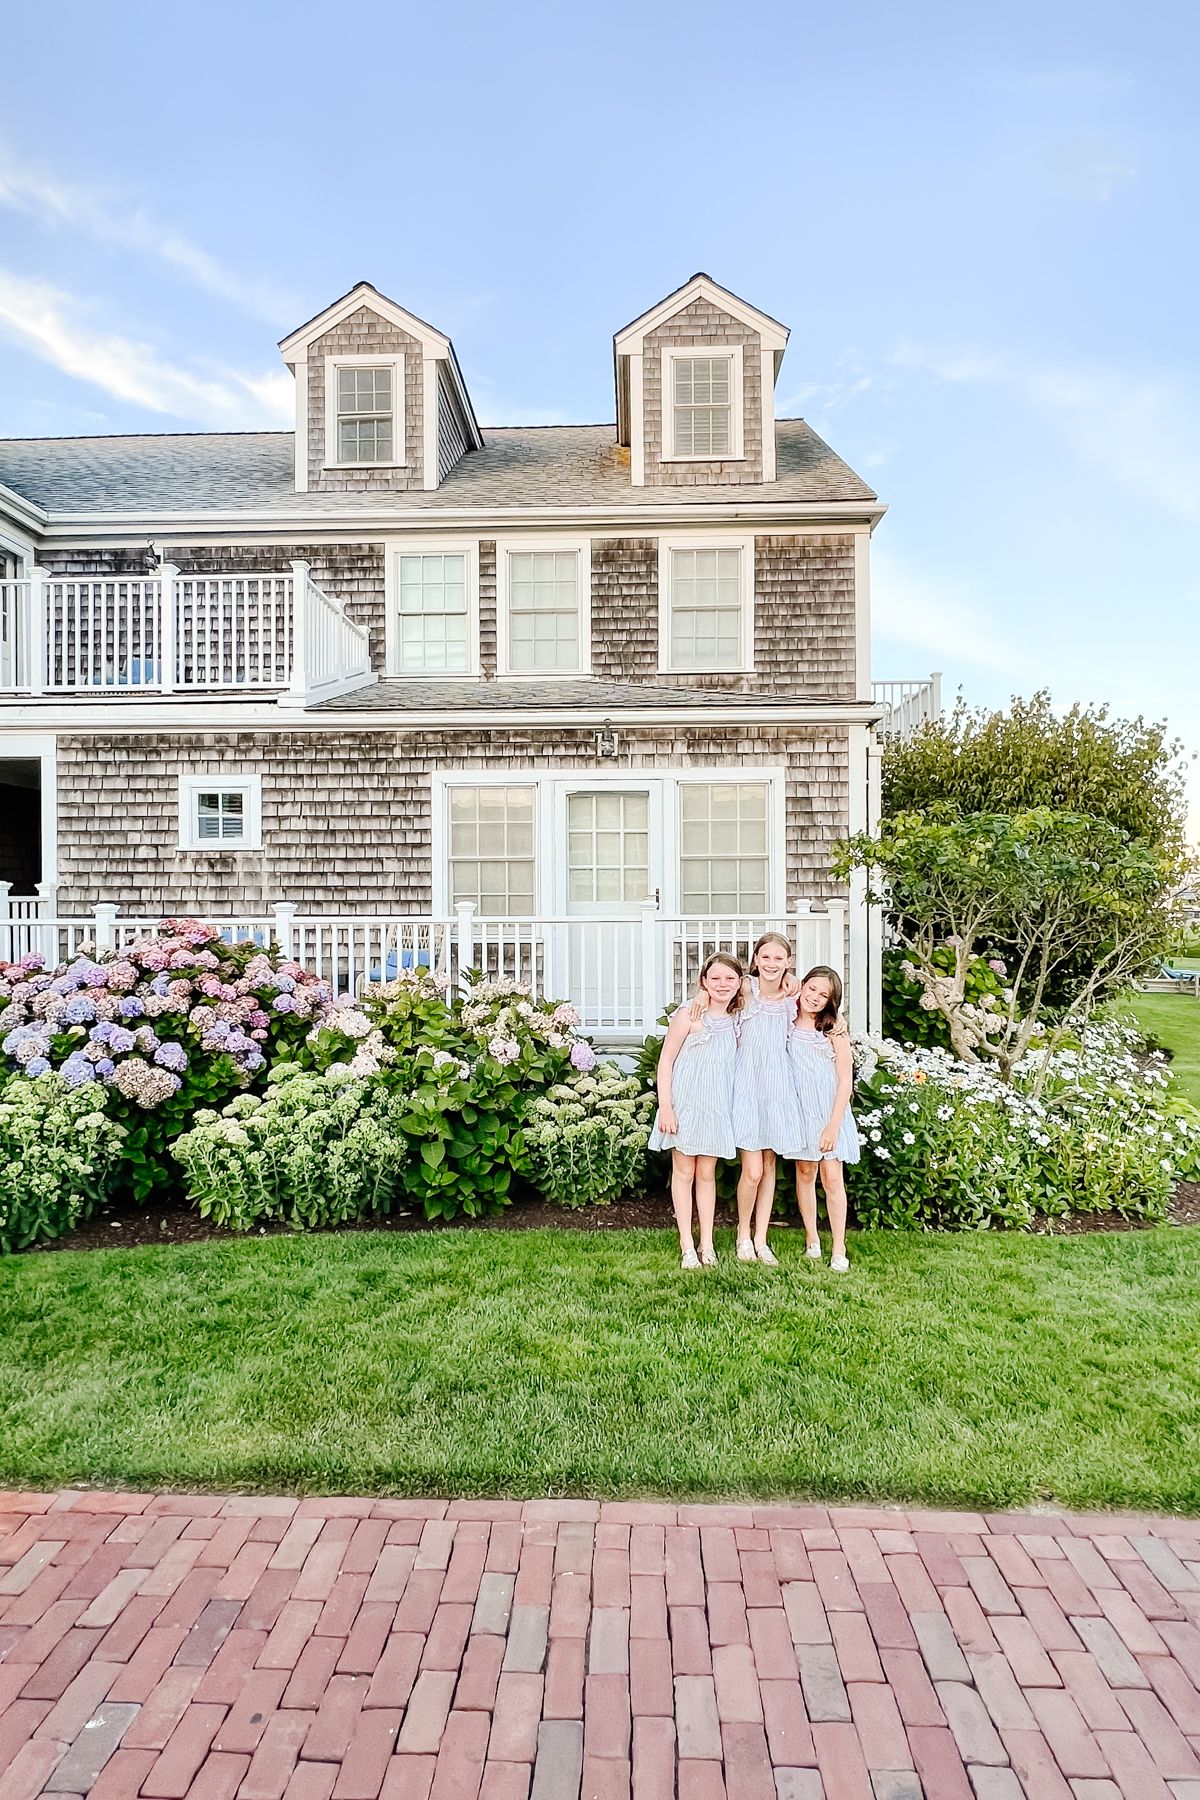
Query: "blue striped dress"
787 1025 861 1163
731 979 806 1154
648 1009 738 1159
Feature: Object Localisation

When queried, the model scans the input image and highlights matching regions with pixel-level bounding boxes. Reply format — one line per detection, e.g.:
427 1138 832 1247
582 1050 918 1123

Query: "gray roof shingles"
0 421 876 517
313 678 852 712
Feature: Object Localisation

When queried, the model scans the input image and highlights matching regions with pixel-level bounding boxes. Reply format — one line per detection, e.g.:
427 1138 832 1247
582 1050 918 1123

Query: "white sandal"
699 1248 719 1268
830 1254 850 1273
804 1242 823 1262
755 1244 779 1267
736 1239 757 1263
680 1247 701 1270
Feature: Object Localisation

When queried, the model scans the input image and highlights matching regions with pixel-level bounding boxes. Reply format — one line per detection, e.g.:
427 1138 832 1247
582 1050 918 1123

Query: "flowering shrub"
847 1020 1193 1229
525 1068 657 1207
172 1046 523 1228
883 946 1008 1054
0 922 333 1199
0 1075 127 1252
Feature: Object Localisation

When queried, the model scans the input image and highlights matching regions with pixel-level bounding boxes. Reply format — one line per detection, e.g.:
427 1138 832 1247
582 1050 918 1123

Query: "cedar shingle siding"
54 728 849 914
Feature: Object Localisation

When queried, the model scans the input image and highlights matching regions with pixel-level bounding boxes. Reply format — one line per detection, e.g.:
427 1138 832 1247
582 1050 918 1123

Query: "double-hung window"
326 355 404 466
679 782 770 914
447 786 536 914
664 348 743 460
498 540 590 675
388 544 476 676
659 536 754 673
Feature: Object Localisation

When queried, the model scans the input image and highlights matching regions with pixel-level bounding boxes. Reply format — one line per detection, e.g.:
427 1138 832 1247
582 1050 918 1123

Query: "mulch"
26 1180 1200 1255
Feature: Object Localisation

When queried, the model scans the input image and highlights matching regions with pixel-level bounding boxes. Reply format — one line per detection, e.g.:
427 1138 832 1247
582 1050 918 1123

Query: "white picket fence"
0 893 846 1040
0 562 372 705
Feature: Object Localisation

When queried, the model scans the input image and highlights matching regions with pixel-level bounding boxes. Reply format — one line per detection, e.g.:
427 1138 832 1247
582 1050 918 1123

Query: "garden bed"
25 1178 1200 1254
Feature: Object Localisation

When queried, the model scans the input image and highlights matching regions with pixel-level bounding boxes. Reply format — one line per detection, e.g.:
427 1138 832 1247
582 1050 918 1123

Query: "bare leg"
753 1150 777 1249
820 1159 848 1260
795 1160 821 1249
670 1152 697 1255
695 1157 719 1259
737 1150 764 1242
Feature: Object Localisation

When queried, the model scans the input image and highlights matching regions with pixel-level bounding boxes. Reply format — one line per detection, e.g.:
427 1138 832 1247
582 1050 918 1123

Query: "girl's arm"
819 1031 855 1154
655 1011 695 1134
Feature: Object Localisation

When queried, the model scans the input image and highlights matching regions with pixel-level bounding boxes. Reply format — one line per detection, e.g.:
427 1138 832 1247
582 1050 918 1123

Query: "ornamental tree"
882 691 1191 860
836 809 1173 1087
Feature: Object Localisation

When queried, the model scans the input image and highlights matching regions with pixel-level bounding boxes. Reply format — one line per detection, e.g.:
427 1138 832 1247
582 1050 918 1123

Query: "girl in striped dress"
649 953 743 1269
788 964 860 1272
730 933 805 1266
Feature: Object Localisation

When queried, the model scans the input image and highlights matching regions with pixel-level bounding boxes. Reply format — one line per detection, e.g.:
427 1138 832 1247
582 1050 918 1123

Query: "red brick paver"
2 1495 1200 1795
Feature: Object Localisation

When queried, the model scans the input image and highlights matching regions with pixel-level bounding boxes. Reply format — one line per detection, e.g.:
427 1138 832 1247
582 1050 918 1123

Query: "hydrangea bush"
173 1045 525 1229
525 1067 657 1207
847 1020 1195 1229
0 921 333 1199
0 1075 127 1253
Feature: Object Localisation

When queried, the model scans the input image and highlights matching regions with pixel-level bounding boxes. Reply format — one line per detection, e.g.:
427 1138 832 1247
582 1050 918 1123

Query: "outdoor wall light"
596 719 619 759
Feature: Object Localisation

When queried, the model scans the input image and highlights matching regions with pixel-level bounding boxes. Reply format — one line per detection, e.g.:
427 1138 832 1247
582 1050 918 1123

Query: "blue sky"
2 0 1197 840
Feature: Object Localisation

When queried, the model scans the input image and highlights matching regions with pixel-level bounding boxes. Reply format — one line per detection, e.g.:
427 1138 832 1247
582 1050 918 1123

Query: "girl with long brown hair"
729 932 805 1266
649 952 744 1269
788 964 860 1271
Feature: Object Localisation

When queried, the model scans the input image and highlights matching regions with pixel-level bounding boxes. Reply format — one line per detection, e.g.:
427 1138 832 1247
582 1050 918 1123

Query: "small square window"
180 776 261 852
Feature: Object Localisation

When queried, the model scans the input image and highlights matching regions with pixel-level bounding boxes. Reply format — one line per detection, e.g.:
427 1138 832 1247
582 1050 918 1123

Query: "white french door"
552 782 665 1027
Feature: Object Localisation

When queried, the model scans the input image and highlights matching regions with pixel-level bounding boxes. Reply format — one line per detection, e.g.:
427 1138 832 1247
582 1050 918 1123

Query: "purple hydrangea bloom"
570 1041 597 1072
89 1021 114 1044
108 1026 137 1054
119 997 145 1019
273 993 296 1013
151 974 171 996
60 1051 97 1087
24 1057 51 1078
275 975 297 993
61 994 98 1025
153 1040 188 1073
95 1058 116 1078
83 965 110 988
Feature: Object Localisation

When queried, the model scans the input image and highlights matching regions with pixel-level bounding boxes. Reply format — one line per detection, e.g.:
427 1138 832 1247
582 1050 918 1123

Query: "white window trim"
660 345 745 462
383 538 480 680
494 535 592 679
178 774 262 853
431 766 785 918
324 353 406 470
657 533 756 676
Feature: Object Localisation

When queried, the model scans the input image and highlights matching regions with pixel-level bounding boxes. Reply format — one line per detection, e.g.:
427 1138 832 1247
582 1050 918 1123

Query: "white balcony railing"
872 674 942 737
0 562 372 706
0 894 846 1041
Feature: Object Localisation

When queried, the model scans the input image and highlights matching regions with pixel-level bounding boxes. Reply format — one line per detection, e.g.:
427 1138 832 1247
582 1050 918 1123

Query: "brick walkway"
2 1495 1200 1800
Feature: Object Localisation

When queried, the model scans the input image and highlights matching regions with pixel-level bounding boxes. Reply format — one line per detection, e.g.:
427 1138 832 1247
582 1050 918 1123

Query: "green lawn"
1126 989 1200 1107
3 1225 1199 1513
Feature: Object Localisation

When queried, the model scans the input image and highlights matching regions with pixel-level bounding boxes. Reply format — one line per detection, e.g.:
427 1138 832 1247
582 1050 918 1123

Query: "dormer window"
324 354 405 467
663 347 744 462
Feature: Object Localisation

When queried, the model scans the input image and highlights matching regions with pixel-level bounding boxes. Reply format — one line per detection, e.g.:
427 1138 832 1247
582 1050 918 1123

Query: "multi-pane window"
180 776 261 851
396 553 469 673
506 550 580 672
672 355 732 457
567 792 650 904
196 790 246 844
679 783 769 914
448 786 536 914
669 548 744 670
336 365 394 464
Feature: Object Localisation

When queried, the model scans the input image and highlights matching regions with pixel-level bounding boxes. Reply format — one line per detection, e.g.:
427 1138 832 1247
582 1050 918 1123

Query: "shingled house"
0 274 938 1037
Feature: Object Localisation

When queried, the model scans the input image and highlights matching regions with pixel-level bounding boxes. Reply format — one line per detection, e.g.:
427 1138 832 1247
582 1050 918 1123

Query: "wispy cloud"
0 272 292 427
0 148 294 324
1036 133 1136 202
870 548 1024 677
893 341 1200 523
